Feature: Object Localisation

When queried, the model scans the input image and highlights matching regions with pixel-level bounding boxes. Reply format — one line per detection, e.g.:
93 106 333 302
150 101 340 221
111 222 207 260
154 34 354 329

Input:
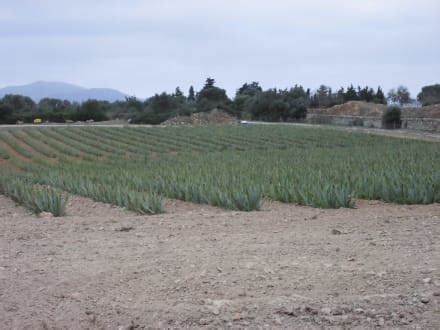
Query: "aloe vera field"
1 125 440 328
0 125 439 216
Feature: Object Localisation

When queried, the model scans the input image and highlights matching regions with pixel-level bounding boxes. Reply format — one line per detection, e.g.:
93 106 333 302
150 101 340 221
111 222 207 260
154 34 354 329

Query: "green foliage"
382 106 402 129
195 78 230 112
73 99 109 121
0 131 34 158
244 89 308 121
310 85 386 107
188 86 196 101
0 146 10 159
2 126 438 213
417 84 440 106
28 172 164 215
0 175 68 216
387 86 411 105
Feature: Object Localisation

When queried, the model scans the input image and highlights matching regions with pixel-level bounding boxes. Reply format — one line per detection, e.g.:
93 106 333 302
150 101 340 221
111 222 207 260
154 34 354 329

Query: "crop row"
0 174 68 216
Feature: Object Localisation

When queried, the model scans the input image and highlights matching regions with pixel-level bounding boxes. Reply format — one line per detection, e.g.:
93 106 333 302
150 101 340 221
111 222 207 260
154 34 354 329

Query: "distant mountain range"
0 81 127 102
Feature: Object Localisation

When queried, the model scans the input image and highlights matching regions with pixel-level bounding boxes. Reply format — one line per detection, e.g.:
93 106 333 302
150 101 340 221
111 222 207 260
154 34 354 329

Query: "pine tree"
174 87 183 97
188 86 195 101
375 86 386 104
204 78 215 88
345 85 358 101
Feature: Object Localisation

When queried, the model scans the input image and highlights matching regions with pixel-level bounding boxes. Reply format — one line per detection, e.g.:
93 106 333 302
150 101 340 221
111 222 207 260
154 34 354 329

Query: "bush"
382 106 401 129
417 84 440 106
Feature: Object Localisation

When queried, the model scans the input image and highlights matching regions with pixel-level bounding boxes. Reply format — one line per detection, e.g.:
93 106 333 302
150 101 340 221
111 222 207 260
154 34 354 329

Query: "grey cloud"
0 0 438 97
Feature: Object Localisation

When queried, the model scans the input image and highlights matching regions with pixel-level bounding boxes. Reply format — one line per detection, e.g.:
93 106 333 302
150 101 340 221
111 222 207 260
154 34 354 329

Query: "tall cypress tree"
188 86 195 101
375 86 386 104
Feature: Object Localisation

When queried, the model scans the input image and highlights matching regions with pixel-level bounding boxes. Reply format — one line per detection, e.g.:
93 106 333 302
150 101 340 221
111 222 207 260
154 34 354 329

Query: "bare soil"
162 109 237 126
0 196 439 329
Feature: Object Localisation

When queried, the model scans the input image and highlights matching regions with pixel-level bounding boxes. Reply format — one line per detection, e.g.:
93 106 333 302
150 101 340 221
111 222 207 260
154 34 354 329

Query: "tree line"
0 79 439 125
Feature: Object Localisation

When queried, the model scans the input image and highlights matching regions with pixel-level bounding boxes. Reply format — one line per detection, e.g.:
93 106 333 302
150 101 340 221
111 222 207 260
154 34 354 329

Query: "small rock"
320 307 332 315
422 278 432 284
348 257 356 262
378 317 385 326
420 297 430 304
70 292 81 300
331 308 343 316
433 292 440 297
302 305 318 315
39 212 53 218
207 306 220 315
198 319 211 325
331 229 342 235
118 324 134 330
355 308 364 314
237 290 247 297
116 226 134 232
277 306 298 317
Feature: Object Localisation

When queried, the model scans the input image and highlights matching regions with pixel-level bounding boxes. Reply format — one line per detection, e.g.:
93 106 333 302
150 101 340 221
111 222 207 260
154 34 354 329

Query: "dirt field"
1 195 439 329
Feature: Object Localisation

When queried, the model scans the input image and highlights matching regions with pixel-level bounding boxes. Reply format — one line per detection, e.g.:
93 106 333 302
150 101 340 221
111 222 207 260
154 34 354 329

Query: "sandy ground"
0 196 439 329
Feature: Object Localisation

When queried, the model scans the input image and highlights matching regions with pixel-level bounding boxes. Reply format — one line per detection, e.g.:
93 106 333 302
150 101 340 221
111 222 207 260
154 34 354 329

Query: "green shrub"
382 106 401 129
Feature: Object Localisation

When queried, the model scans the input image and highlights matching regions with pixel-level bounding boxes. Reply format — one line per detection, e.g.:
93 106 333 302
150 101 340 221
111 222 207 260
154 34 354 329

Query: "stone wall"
401 117 440 132
306 114 440 132
306 114 382 129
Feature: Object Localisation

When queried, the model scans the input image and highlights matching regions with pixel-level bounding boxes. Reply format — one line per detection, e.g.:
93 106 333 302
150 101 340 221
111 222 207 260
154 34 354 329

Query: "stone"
420 297 430 304
320 307 332 315
331 308 343 316
198 319 211 325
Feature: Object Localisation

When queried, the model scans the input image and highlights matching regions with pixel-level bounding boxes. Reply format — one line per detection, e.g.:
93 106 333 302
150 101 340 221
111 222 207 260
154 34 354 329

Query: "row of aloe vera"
0 174 68 216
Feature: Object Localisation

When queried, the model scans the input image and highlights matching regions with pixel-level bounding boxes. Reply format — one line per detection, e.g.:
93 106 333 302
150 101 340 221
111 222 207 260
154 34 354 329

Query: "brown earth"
162 109 237 126
309 101 387 117
402 104 440 118
1 195 439 329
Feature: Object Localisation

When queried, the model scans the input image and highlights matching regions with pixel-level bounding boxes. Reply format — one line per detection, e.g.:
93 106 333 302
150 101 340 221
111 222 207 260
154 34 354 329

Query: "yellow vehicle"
33 118 42 124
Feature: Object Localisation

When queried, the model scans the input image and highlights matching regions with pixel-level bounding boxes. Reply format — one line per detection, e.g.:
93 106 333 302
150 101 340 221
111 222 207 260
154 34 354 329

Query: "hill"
0 81 127 102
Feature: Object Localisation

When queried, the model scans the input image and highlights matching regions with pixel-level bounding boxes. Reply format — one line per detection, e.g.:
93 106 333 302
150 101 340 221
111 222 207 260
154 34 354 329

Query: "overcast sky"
0 0 439 97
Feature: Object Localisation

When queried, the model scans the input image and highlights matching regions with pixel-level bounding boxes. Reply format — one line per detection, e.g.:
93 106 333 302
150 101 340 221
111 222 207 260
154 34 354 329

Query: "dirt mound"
310 101 387 117
402 104 440 118
163 109 237 126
